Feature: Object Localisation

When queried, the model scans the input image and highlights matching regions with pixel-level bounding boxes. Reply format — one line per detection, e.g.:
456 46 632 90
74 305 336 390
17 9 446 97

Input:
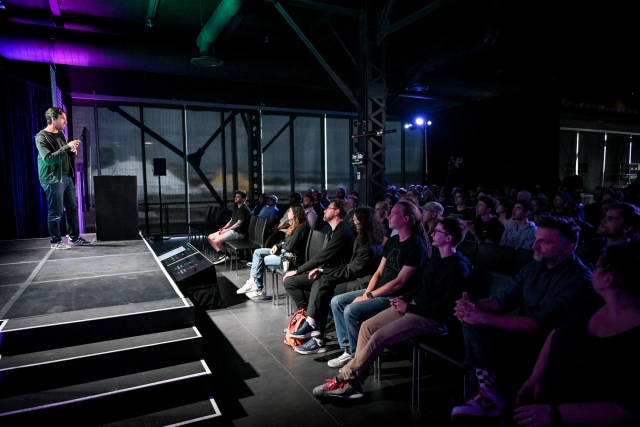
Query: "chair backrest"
457 240 479 265
207 206 219 226
252 216 268 245
246 215 259 242
219 208 232 228
474 243 516 275
306 229 327 263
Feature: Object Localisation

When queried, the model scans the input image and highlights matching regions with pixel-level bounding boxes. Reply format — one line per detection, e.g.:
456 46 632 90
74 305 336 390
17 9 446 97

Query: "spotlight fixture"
427 121 432 126
404 124 412 129
415 118 424 126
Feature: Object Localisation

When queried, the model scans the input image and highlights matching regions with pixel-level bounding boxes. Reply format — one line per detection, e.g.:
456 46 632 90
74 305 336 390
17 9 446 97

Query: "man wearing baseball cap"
421 201 444 234
257 195 279 228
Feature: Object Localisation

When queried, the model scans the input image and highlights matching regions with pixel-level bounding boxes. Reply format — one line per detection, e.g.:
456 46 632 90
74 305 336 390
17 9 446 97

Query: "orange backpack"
284 308 309 349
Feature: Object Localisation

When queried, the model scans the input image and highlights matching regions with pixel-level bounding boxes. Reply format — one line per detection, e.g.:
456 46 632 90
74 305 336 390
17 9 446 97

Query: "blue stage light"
415 117 424 126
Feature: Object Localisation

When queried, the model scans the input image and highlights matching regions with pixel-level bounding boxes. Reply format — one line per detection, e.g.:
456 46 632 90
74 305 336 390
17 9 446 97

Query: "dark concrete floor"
148 236 470 427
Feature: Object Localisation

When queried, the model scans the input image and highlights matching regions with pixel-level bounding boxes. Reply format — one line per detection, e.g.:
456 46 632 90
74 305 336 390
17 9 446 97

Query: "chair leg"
412 346 422 407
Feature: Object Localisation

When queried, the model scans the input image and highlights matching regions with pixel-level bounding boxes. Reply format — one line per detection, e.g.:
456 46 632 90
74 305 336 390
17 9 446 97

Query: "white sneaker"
451 387 506 418
247 288 268 300
51 242 71 250
327 349 354 368
237 278 258 294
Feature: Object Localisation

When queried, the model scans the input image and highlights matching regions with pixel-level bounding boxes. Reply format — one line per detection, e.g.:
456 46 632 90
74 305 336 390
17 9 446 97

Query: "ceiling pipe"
192 0 244 67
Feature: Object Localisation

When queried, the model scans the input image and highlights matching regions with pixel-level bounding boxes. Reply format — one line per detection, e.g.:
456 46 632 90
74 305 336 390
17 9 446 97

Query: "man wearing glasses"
451 216 593 420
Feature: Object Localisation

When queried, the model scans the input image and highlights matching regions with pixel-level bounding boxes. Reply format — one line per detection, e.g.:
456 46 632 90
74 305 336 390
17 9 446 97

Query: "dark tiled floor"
147 236 465 427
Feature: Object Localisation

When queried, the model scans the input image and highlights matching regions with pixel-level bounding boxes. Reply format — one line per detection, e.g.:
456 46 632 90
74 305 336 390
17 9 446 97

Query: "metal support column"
248 111 263 204
356 1 387 205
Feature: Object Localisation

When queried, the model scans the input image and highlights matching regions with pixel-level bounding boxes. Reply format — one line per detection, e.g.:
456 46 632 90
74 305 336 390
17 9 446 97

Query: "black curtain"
0 72 52 240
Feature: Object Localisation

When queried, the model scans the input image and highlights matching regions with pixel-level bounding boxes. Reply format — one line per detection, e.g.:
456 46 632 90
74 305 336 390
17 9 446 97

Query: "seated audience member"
326 201 430 368
320 188 331 209
302 194 318 230
514 244 640 426
516 190 532 203
397 187 408 196
496 197 516 229
408 189 422 203
421 201 444 235
208 190 251 264
468 196 505 244
583 185 604 227
576 202 640 267
531 197 548 224
385 193 399 208
350 190 360 199
237 205 309 299
345 195 358 231
565 201 595 245
451 216 593 419
336 187 348 202
265 192 302 247
438 187 453 206
560 163 584 202
500 200 537 249
287 207 384 354
375 201 393 244
282 198 355 302
257 194 279 227
312 191 327 230
602 187 624 203
446 189 476 221
387 185 397 197
422 190 435 204
600 197 619 217
252 193 267 216
313 218 472 399
550 192 571 216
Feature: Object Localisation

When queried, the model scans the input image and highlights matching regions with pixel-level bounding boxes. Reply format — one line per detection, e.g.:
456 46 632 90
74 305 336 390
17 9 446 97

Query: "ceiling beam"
378 0 454 43
48 0 64 27
285 0 359 16
270 0 361 112
146 0 160 28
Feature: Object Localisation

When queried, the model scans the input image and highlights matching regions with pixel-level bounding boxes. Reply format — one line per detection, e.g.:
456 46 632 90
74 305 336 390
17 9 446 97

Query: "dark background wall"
427 89 560 192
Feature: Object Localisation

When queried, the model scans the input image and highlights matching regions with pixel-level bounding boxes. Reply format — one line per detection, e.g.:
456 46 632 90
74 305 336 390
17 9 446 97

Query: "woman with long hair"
287 206 386 354
514 244 640 426
326 200 431 365
251 193 267 215
237 204 309 299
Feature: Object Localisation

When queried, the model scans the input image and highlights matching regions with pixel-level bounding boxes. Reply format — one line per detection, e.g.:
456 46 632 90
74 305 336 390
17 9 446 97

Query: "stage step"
0 327 203 396
101 398 222 427
0 298 195 356
0 360 217 425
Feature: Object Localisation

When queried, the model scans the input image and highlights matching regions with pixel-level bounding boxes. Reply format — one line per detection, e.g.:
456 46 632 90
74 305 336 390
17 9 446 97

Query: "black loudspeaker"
153 158 166 176
158 243 222 309
579 163 589 173
94 176 139 241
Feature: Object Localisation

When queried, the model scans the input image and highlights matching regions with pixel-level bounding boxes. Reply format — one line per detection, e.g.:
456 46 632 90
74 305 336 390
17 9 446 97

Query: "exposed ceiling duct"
192 0 245 67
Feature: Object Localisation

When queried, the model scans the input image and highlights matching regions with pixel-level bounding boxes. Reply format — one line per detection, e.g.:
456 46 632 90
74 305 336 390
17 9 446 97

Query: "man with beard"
499 200 537 249
451 216 592 420
576 202 640 267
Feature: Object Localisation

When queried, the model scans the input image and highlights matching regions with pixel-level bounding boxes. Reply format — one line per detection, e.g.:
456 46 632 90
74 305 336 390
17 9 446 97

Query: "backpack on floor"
284 308 308 349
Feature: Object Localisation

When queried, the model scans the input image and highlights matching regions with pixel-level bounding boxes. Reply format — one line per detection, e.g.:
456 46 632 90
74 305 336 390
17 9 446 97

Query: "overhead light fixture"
415 117 424 126
404 124 413 129
405 84 430 92
427 121 432 126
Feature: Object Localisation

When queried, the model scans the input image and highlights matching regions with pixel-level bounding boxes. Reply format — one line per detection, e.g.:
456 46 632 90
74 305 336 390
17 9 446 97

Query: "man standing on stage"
36 107 90 249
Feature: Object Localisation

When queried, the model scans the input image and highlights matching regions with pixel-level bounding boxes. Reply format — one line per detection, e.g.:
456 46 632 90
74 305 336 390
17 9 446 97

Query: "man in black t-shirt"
468 196 505 244
209 190 251 264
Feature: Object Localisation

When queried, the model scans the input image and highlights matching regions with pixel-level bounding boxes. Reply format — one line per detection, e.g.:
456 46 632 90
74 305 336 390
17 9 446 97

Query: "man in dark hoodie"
312 217 471 399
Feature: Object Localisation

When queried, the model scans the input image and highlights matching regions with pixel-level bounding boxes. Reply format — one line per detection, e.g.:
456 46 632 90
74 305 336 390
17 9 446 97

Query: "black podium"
94 176 139 241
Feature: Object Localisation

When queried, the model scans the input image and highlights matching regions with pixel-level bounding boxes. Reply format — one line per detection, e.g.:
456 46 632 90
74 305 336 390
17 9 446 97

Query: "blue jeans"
331 289 391 355
249 248 282 289
41 176 79 243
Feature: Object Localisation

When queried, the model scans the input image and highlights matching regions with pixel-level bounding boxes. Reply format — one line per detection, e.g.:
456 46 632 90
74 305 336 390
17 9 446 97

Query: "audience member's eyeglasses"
433 228 448 235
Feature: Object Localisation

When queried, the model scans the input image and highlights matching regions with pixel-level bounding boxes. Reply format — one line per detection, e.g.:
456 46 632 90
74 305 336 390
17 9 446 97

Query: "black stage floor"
1 235 471 427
